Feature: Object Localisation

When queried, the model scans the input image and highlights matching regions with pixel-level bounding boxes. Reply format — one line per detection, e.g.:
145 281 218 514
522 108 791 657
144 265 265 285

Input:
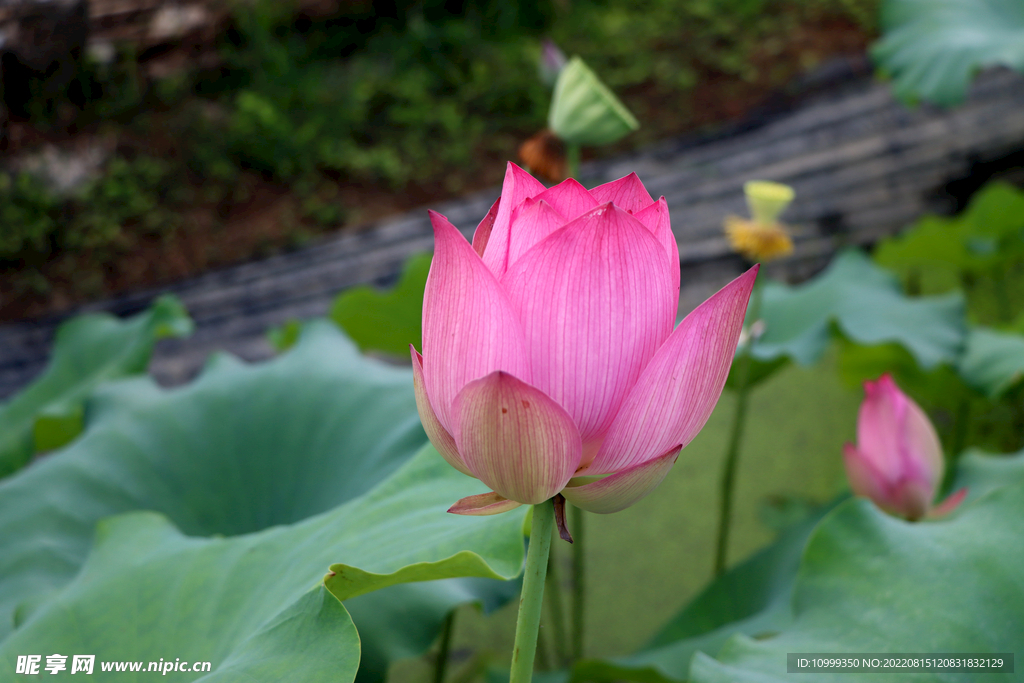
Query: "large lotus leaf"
0 513 360 682
958 327 1024 398
0 294 192 477
0 444 528 682
751 250 966 369
576 453 1023 683
347 577 522 683
871 0 1024 105
690 480 1024 681
875 182 1024 293
952 448 1024 504
329 252 432 357
571 503 839 683
0 321 527 680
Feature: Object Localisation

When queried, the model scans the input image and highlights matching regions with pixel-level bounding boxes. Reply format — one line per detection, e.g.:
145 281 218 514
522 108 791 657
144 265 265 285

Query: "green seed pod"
548 57 639 147
744 180 795 226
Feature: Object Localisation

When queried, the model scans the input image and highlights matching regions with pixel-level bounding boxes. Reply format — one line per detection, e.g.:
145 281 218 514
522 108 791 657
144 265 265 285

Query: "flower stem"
432 611 455 683
571 504 585 661
510 500 555 683
714 280 762 576
566 144 581 180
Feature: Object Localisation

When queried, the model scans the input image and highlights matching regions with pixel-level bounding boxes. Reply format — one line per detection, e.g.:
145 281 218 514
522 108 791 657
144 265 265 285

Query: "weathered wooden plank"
1 66 1022 398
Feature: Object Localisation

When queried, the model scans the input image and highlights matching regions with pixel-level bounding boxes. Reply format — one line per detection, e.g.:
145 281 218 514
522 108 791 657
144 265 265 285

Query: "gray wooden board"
1 66 1023 399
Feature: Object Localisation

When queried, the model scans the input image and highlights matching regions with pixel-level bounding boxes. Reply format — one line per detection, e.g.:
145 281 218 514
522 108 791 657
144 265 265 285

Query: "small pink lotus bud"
844 374 964 520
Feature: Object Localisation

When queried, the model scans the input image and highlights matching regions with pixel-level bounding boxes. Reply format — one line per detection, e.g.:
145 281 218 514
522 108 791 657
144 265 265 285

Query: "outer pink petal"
561 446 680 514
843 442 891 507
411 347 471 476
507 198 567 269
895 382 944 490
633 197 680 294
453 371 582 505
422 211 530 435
481 162 546 277
587 266 758 474
928 487 967 518
472 196 501 257
845 441 935 520
502 203 677 444
448 491 523 516
533 177 598 221
589 172 654 214
857 376 907 481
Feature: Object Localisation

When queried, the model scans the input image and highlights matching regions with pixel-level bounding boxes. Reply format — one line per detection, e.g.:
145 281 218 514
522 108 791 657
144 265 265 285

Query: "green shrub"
0 173 60 259
186 1 549 186
0 155 177 263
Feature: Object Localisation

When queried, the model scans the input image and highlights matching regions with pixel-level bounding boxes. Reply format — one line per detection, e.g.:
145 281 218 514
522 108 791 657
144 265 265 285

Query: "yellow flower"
724 180 795 262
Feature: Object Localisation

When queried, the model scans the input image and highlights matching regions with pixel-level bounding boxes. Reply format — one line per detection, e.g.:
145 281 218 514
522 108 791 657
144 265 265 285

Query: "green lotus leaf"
549 56 639 146
0 445 527 682
576 452 1023 683
751 249 966 369
0 321 527 680
0 294 192 477
958 327 1024 398
690 463 1024 682
874 182 1024 293
952 448 1024 504
871 0 1024 105
571 503 838 683
329 252 432 357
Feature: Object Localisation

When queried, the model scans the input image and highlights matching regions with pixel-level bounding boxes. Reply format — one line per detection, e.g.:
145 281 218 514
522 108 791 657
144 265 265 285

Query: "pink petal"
561 446 680 514
843 442 891 507
633 197 680 294
507 198 568 269
481 162 546 277
448 491 523 516
928 487 967 519
502 203 677 444
845 440 935 521
587 266 758 474
411 347 471 476
453 371 582 505
532 177 598 221
472 197 501 257
422 211 531 435
589 172 654 214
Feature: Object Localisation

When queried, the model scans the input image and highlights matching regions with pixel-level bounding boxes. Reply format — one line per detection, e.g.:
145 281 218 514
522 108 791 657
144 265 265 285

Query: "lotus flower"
412 163 757 515
844 374 966 521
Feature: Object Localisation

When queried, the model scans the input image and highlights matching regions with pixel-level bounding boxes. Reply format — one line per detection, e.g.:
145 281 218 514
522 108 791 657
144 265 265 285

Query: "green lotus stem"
510 500 555 683
566 144 581 180
433 611 456 683
545 552 569 666
714 280 763 576
571 504 585 661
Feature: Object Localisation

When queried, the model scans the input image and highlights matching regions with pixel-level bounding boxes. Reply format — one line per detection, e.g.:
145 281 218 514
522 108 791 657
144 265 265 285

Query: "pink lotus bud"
844 375 965 521
414 163 757 515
